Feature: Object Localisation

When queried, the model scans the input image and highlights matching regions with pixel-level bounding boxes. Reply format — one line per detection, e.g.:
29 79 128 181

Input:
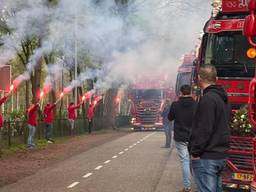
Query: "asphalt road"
1 132 185 192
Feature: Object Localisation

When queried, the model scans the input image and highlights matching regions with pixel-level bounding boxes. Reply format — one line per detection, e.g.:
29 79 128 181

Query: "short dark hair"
180 85 191 95
69 102 74 106
199 65 217 84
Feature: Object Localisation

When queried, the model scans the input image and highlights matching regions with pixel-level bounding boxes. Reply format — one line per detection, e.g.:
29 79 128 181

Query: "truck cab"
196 0 255 190
175 53 196 97
129 74 173 130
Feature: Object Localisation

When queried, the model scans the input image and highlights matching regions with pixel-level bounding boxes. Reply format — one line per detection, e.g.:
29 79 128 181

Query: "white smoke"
0 0 211 90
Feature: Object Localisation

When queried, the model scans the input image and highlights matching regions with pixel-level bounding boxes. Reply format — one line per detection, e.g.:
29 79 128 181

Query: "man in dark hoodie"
168 84 197 192
188 65 230 192
161 100 172 148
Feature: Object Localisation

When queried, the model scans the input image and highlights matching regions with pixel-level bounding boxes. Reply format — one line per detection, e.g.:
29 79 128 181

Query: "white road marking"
112 155 118 159
129 146 133 148
104 160 111 164
119 151 124 155
95 165 103 170
124 148 129 151
83 173 93 178
67 182 80 188
137 141 140 144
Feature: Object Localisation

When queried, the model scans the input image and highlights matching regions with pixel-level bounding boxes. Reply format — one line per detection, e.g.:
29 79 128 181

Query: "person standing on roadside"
43 102 57 143
86 103 95 134
188 65 230 192
161 100 172 148
168 85 197 192
68 102 83 135
0 95 9 155
27 102 40 148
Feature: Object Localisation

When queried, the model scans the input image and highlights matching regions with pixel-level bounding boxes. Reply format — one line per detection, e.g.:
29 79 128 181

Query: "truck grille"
226 136 253 172
135 101 161 125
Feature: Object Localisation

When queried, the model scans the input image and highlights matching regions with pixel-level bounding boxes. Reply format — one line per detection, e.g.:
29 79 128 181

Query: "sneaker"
47 140 53 144
27 145 35 149
178 188 191 192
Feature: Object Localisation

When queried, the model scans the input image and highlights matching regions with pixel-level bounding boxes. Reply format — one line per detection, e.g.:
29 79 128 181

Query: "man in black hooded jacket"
188 65 230 192
168 84 197 192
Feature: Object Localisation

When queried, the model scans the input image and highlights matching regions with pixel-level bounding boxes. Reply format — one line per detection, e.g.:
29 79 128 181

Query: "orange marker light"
247 48 256 59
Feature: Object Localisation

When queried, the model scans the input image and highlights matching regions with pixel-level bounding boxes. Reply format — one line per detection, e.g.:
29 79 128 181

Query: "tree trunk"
25 81 29 109
31 58 43 103
103 88 118 128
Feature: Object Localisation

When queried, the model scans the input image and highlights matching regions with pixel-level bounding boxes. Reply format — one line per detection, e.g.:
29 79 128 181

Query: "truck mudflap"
223 136 254 190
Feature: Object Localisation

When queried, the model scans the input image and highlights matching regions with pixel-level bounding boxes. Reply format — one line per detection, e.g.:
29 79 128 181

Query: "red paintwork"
217 79 250 103
249 78 256 127
206 19 244 33
222 0 249 13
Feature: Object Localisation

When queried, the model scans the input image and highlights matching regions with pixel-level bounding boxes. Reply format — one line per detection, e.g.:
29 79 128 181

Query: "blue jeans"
191 159 226 192
164 123 172 147
175 141 191 189
27 124 36 146
45 123 53 140
69 119 75 135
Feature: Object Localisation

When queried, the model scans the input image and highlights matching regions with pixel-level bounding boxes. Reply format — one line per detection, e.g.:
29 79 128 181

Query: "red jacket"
27 104 39 126
68 103 81 120
0 96 8 128
86 105 95 121
43 103 56 124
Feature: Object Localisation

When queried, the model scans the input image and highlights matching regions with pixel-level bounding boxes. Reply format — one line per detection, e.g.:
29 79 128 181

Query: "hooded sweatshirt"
44 103 56 124
28 104 39 126
188 85 230 159
0 96 8 128
168 97 197 142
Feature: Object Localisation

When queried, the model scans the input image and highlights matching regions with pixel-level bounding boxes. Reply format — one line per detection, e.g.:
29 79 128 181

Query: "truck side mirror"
249 0 256 11
243 0 256 47
244 14 256 37
249 78 256 128
243 14 256 47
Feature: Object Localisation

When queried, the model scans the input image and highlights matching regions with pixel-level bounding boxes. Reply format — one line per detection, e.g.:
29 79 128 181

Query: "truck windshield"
202 32 255 78
176 72 192 95
135 89 162 99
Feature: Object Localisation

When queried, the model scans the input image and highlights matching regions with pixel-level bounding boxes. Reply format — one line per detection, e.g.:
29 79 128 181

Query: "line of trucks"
128 0 256 190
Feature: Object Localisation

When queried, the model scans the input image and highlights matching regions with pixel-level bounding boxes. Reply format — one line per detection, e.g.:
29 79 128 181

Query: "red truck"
242 0 256 191
129 74 174 130
175 53 196 97
195 0 255 190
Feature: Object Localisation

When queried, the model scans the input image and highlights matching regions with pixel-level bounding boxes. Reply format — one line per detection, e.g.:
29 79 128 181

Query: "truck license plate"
232 173 253 182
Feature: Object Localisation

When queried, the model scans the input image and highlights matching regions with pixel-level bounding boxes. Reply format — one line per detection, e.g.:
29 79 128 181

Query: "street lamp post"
74 3 78 105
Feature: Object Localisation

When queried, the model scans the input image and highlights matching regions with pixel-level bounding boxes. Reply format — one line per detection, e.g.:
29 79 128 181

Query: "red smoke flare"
39 91 45 99
60 92 64 98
